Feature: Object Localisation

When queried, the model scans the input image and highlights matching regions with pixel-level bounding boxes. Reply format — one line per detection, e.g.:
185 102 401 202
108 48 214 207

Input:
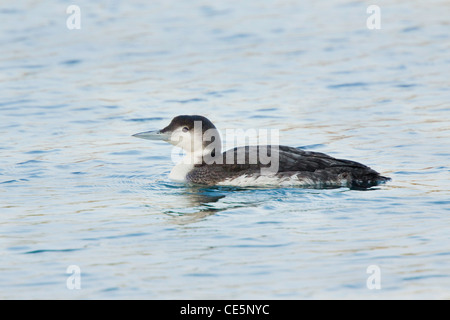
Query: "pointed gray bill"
132 130 170 141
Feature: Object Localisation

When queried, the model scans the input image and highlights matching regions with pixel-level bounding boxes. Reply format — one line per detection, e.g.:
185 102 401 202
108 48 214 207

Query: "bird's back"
186 145 390 188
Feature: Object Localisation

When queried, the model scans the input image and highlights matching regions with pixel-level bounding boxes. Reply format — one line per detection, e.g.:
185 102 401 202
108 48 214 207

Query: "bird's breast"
169 162 194 181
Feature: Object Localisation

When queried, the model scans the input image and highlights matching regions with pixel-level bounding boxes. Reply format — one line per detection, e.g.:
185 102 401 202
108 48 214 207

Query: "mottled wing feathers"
187 145 388 188
215 145 370 172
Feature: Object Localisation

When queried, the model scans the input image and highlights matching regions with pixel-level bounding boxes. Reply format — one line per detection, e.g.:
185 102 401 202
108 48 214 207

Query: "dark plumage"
188 145 390 188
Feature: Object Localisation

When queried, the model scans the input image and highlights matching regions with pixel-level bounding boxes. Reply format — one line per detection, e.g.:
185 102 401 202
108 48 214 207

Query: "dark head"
160 115 216 134
133 115 221 155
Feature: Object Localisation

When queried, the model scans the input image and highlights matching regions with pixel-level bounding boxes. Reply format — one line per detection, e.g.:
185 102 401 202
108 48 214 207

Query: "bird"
133 115 390 188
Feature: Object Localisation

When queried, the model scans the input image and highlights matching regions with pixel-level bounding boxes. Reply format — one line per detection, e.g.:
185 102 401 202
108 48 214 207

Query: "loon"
133 115 390 188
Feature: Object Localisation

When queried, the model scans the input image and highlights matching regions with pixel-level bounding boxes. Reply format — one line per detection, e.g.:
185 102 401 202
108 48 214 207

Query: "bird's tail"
350 172 391 189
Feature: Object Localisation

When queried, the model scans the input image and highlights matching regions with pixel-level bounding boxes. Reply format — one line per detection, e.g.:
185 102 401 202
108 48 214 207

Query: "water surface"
1 0 449 299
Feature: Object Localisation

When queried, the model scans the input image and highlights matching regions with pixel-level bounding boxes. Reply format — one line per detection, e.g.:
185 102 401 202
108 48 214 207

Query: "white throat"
168 129 222 182
168 150 202 182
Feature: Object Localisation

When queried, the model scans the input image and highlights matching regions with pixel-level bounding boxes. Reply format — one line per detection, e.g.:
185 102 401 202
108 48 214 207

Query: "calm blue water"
1 0 449 299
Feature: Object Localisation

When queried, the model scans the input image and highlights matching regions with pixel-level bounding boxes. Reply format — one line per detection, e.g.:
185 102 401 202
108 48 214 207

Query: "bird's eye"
182 127 189 132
